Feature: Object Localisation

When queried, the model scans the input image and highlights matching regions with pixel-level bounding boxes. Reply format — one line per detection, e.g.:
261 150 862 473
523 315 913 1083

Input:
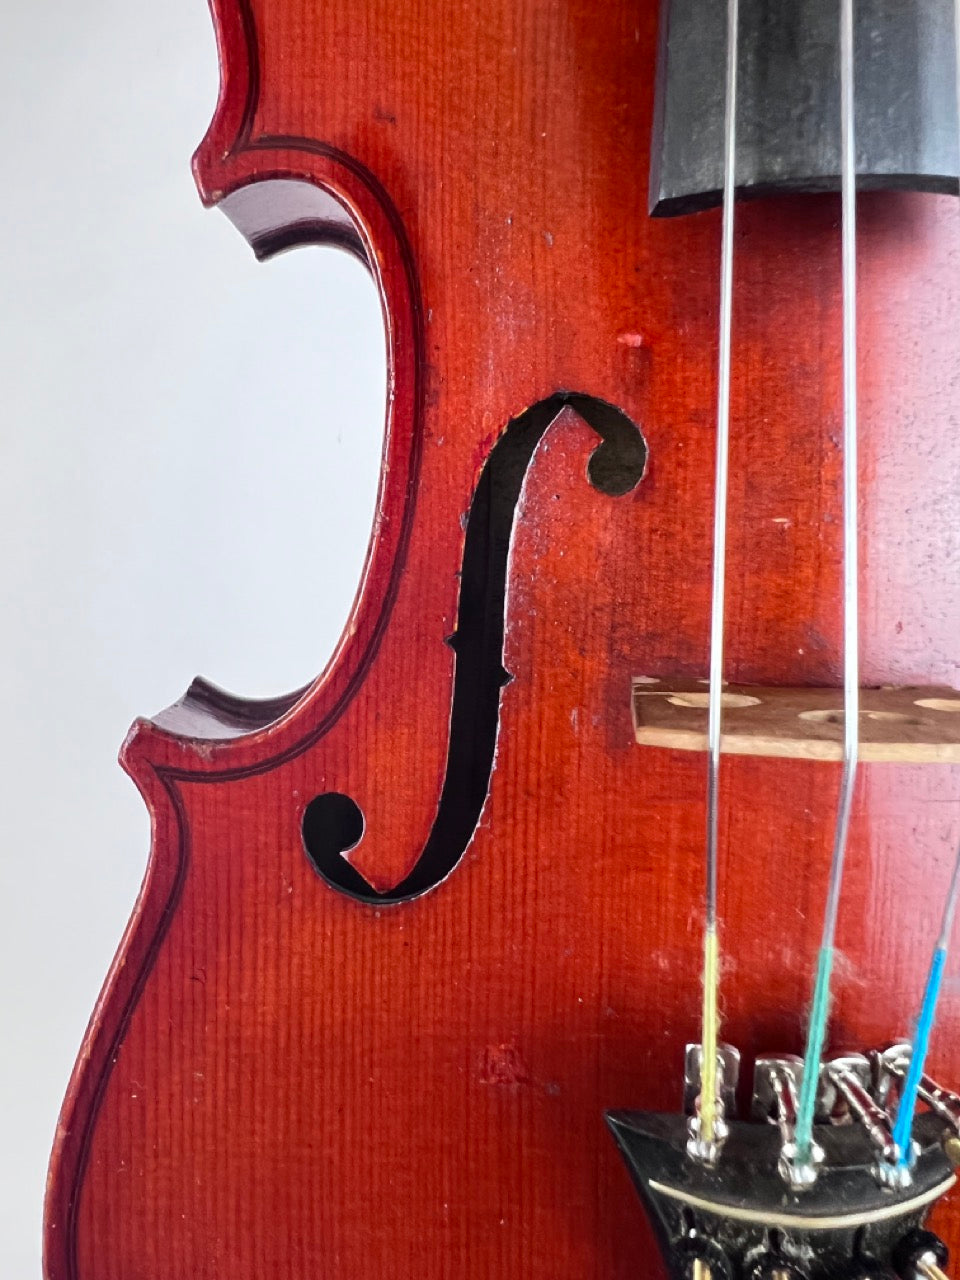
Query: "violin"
45 1 960 1277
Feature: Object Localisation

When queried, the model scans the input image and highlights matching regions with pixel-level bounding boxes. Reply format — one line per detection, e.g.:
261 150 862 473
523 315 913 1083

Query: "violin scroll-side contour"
44 1 960 1278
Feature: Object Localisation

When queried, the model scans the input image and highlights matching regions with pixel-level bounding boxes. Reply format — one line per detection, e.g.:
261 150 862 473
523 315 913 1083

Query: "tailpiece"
608 1046 959 1279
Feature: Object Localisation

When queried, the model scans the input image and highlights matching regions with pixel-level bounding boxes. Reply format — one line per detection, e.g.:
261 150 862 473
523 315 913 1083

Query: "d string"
694 0 739 1157
887 0 960 1172
792 0 860 1170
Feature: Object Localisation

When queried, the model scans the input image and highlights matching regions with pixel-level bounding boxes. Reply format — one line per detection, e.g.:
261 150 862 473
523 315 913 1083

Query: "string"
794 0 860 1166
888 0 960 1169
891 842 960 1165
698 0 739 1149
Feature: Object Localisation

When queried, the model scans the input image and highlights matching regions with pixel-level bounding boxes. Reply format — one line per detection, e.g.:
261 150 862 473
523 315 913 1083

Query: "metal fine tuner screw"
894 1228 950 1280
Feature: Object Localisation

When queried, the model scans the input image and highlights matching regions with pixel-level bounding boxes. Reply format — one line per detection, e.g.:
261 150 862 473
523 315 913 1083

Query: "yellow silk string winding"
699 924 720 1141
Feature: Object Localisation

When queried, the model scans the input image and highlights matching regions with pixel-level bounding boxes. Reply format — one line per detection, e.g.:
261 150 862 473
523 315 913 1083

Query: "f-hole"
302 392 647 904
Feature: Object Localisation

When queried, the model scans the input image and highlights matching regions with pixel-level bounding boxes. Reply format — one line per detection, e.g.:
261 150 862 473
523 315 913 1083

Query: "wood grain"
633 678 960 761
43 0 960 1277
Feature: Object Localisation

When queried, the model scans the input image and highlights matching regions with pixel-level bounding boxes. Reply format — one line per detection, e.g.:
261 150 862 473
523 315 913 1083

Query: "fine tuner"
609 1043 960 1280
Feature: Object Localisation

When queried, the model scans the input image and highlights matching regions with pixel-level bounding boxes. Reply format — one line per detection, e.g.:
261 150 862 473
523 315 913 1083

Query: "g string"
886 0 960 1176
694 0 739 1156
791 0 861 1173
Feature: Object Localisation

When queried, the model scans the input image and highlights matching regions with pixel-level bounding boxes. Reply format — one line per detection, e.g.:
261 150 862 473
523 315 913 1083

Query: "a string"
888 0 960 1169
890 842 960 1164
794 0 860 1166
697 0 739 1151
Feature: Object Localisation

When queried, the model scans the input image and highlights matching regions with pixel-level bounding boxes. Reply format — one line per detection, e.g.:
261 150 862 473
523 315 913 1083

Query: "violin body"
45 2 960 1277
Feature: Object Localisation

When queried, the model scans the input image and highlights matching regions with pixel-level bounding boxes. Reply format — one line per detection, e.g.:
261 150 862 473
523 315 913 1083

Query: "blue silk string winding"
891 946 948 1167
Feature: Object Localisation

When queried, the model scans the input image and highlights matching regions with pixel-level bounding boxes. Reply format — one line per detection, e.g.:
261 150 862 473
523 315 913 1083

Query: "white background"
0 2 385 1272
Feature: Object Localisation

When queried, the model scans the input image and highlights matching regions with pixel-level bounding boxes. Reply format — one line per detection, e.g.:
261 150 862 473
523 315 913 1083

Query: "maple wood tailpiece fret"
632 678 960 762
